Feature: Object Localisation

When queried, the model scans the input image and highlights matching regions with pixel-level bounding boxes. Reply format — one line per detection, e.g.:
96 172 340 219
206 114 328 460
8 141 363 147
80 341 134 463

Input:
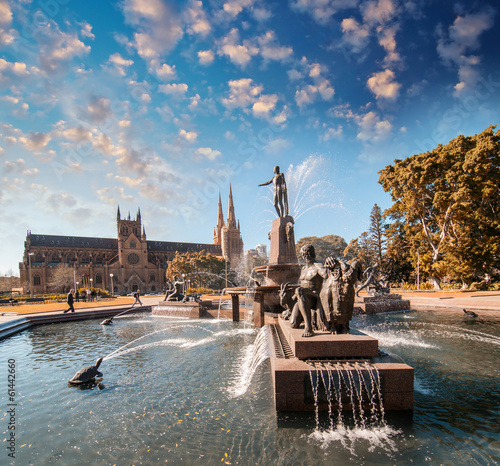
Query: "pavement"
396 290 500 313
0 295 162 339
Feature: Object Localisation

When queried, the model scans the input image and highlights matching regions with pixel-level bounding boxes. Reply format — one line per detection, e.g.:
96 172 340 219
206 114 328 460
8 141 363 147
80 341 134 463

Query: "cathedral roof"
29 234 118 249
28 233 222 254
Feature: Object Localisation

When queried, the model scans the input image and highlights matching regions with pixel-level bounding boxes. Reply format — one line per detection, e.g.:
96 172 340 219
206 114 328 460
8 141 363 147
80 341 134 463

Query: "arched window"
130 241 136 248
33 273 41 286
35 253 43 263
95 273 102 285
149 272 156 282
51 253 60 262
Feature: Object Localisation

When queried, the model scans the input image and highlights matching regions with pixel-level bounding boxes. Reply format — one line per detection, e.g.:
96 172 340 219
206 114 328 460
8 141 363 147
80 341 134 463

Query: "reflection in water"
1 310 499 464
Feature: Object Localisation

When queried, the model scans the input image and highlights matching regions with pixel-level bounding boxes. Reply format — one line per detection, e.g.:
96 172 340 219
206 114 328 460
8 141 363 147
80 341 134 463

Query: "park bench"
25 297 45 304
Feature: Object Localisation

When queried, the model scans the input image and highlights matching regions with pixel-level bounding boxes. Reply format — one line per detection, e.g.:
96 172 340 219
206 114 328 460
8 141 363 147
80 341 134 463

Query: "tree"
48 265 74 292
369 204 386 267
295 235 348 262
166 250 231 290
379 125 500 289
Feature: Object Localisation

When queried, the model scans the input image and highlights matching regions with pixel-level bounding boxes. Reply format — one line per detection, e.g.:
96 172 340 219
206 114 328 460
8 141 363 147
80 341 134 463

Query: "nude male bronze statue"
258 165 289 217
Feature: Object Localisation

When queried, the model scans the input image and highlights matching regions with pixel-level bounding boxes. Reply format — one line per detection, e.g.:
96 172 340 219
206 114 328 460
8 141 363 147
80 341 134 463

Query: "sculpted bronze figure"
258 165 289 218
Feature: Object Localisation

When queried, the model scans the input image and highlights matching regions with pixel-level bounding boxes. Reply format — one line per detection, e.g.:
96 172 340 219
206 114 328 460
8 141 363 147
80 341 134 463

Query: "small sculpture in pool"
68 357 103 385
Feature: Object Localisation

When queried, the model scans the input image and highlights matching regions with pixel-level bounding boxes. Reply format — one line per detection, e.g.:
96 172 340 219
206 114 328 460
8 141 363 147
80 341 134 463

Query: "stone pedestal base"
271 317 414 412
153 301 202 318
355 293 410 315
279 317 379 359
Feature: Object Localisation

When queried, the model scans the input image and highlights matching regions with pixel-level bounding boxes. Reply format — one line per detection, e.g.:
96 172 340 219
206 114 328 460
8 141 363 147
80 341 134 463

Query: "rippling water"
1 310 499 465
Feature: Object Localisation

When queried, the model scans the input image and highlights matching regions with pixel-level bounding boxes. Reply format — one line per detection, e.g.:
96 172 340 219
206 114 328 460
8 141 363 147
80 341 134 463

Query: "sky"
0 0 499 276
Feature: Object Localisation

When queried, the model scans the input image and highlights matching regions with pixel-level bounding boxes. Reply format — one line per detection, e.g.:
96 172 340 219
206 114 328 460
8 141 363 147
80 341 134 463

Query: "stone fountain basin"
271 317 414 412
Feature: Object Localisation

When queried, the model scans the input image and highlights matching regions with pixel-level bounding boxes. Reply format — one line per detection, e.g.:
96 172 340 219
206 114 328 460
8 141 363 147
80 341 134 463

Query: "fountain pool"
1 310 499 464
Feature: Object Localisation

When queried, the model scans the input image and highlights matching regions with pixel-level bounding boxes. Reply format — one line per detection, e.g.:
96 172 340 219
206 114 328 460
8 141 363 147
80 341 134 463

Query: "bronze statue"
164 275 185 301
258 165 289 217
294 244 328 337
356 263 388 296
321 258 362 334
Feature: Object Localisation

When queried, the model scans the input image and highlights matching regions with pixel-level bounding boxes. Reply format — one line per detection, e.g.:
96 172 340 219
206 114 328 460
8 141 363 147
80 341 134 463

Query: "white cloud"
222 78 262 109
341 17 370 53
198 49 215 65
223 0 255 17
257 31 293 62
321 124 343 141
356 111 392 141
436 7 495 96
121 0 183 62
290 0 358 25
195 147 221 160
104 53 134 76
252 94 278 117
80 22 95 39
159 83 189 98
361 0 397 25
19 132 51 151
179 129 198 142
0 0 14 45
79 96 113 124
367 69 401 100
38 20 91 74
3 158 39 176
150 60 177 80
218 28 258 68
295 79 335 108
185 0 211 36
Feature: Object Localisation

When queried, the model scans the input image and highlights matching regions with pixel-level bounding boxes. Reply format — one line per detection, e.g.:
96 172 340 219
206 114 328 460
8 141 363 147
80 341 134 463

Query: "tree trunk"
430 275 441 290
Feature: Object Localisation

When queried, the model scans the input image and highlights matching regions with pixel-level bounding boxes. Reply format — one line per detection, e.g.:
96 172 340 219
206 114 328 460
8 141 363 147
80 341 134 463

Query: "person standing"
131 289 143 307
64 289 76 313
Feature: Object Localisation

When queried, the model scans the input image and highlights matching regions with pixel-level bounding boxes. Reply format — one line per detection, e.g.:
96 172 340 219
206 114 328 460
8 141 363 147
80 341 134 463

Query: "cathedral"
19 189 243 294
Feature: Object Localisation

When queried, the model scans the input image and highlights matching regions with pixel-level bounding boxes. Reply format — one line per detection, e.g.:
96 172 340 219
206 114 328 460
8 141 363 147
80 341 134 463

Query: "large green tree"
379 125 500 288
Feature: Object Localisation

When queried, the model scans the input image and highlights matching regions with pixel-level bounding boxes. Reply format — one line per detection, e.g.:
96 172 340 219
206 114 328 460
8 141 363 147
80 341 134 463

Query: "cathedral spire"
227 184 236 229
117 205 121 221
137 207 141 222
217 192 225 229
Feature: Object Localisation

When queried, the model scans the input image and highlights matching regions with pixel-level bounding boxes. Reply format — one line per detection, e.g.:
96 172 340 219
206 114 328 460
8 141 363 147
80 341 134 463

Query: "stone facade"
213 185 244 266
19 207 222 294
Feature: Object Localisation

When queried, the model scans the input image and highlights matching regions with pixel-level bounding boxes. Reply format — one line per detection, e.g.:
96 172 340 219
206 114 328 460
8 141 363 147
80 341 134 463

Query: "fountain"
226 162 414 414
2 309 499 463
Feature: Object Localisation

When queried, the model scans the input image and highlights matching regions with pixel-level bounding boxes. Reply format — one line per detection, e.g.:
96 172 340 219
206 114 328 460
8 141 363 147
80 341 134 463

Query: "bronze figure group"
280 244 362 337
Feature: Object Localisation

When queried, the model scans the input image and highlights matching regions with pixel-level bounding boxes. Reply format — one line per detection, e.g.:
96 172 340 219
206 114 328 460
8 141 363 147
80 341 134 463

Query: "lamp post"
110 273 114 296
28 252 34 298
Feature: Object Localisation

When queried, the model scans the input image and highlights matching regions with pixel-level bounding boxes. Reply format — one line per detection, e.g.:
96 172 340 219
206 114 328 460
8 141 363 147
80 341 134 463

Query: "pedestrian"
131 289 143 307
86 288 91 302
64 289 75 313
75 290 80 302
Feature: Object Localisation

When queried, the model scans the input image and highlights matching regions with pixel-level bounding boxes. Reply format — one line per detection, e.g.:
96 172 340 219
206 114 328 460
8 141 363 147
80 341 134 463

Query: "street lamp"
109 273 114 296
28 252 34 298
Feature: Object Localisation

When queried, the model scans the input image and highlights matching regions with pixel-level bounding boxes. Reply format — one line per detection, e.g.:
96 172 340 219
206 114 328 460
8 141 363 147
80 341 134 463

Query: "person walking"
131 289 143 307
64 289 76 313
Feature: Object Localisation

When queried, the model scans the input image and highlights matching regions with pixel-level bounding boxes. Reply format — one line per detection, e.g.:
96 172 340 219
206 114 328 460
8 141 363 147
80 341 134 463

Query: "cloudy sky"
1 0 499 275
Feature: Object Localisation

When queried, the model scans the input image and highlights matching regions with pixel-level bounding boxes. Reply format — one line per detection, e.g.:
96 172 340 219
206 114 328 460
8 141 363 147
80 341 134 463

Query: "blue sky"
1 0 499 275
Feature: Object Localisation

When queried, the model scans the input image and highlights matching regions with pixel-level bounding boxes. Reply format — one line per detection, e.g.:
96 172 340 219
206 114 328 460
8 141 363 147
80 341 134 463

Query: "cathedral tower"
214 185 244 265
